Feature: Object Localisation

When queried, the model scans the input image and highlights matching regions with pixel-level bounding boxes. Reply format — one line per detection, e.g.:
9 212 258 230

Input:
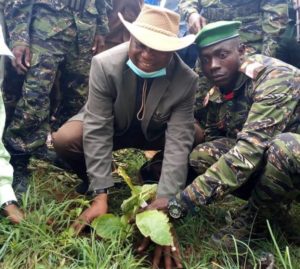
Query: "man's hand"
146 197 168 212
137 198 183 268
3 204 24 224
188 13 207 34
12 45 31 74
72 193 108 235
92 35 106 55
137 228 183 269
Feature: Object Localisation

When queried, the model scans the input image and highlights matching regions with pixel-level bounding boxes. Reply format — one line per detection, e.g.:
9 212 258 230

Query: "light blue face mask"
126 59 166 79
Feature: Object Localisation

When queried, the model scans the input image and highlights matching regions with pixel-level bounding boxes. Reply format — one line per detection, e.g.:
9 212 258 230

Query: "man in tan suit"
52 5 197 235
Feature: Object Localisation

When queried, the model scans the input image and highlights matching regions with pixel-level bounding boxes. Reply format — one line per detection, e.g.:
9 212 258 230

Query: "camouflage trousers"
190 133 300 214
4 7 95 155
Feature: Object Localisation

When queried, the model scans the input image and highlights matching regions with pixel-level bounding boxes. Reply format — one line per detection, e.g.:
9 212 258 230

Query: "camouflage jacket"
5 0 109 48
179 0 289 56
177 55 300 206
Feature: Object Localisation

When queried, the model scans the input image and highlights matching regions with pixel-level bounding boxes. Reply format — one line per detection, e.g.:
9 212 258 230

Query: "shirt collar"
203 73 249 106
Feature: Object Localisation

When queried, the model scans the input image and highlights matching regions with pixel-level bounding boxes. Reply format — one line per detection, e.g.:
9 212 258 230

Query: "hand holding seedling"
71 193 108 235
137 198 183 269
137 227 183 269
90 168 182 268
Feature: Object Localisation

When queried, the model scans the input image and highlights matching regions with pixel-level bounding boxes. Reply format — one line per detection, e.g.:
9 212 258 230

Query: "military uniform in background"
4 0 109 195
178 55 300 238
277 0 300 68
103 0 143 51
179 0 289 55
179 0 290 126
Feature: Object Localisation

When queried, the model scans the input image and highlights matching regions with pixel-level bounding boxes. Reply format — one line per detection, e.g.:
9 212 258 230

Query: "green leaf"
136 210 173 246
121 184 157 214
91 214 127 239
117 167 138 194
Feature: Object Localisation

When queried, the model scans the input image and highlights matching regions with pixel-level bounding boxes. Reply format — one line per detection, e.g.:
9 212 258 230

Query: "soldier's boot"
10 154 31 200
211 203 268 251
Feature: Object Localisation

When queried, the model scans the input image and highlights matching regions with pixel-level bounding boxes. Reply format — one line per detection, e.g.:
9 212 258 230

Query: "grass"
1 149 300 269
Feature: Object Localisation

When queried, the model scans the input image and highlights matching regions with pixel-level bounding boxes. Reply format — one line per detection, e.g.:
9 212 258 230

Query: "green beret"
196 21 241 48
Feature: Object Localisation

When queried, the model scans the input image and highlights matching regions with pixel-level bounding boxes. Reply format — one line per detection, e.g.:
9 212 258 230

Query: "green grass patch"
1 149 300 268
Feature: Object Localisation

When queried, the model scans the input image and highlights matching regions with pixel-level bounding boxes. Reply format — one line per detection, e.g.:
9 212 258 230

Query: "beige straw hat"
118 4 195 52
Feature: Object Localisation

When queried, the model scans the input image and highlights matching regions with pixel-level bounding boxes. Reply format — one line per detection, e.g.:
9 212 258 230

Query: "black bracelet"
86 188 108 198
1 200 19 211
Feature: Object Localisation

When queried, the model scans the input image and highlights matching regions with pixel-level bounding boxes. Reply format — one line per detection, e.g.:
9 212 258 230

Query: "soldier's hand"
137 228 183 269
71 193 108 235
3 204 24 224
12 45 31 75
92 34 106 55
188 13 207 34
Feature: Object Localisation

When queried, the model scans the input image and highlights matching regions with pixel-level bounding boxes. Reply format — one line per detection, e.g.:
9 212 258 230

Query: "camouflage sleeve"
95 0 110 35
178 0 200 22
204 102 223 142
177 66 300 207
4 0 33 47
260 0 289 56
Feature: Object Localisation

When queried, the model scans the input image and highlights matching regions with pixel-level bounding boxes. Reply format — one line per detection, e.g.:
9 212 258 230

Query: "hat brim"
118 13 195 52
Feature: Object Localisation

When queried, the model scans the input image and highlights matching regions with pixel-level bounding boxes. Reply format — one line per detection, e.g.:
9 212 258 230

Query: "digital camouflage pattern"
179 0 289 56
4 0 109 154
177 55 300 209
5 0 109 48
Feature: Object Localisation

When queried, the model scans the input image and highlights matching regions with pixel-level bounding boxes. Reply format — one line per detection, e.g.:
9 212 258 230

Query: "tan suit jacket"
83 42 197 198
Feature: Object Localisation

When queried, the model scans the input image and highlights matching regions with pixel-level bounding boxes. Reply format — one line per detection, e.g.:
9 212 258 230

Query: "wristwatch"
86 188 108 198
167 198 187 219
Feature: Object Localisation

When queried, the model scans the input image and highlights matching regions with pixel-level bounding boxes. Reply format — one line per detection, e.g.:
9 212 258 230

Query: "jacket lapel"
142 76 170 133
115 67 137 130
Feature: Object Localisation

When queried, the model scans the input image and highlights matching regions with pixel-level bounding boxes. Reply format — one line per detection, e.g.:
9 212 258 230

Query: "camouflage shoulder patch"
239 59 266 80
203 86 225 107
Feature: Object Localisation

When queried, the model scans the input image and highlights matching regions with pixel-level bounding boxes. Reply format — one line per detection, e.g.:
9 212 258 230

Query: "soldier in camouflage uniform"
149 22 300 253
3 0 109 196
179 0 290 128
277 0 300 68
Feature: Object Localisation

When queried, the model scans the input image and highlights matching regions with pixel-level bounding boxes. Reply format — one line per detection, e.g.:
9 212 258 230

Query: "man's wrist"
87 188 109 199
1 200 19 213
167 197 188 220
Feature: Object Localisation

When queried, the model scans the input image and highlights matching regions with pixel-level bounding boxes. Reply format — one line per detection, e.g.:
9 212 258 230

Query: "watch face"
169 204 182 219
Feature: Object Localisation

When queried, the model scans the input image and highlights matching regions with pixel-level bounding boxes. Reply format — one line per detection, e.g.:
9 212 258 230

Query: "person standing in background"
4 0 109 198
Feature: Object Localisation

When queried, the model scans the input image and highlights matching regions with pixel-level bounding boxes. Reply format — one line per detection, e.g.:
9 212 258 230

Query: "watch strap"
1 200 19 211
86 188 108 198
